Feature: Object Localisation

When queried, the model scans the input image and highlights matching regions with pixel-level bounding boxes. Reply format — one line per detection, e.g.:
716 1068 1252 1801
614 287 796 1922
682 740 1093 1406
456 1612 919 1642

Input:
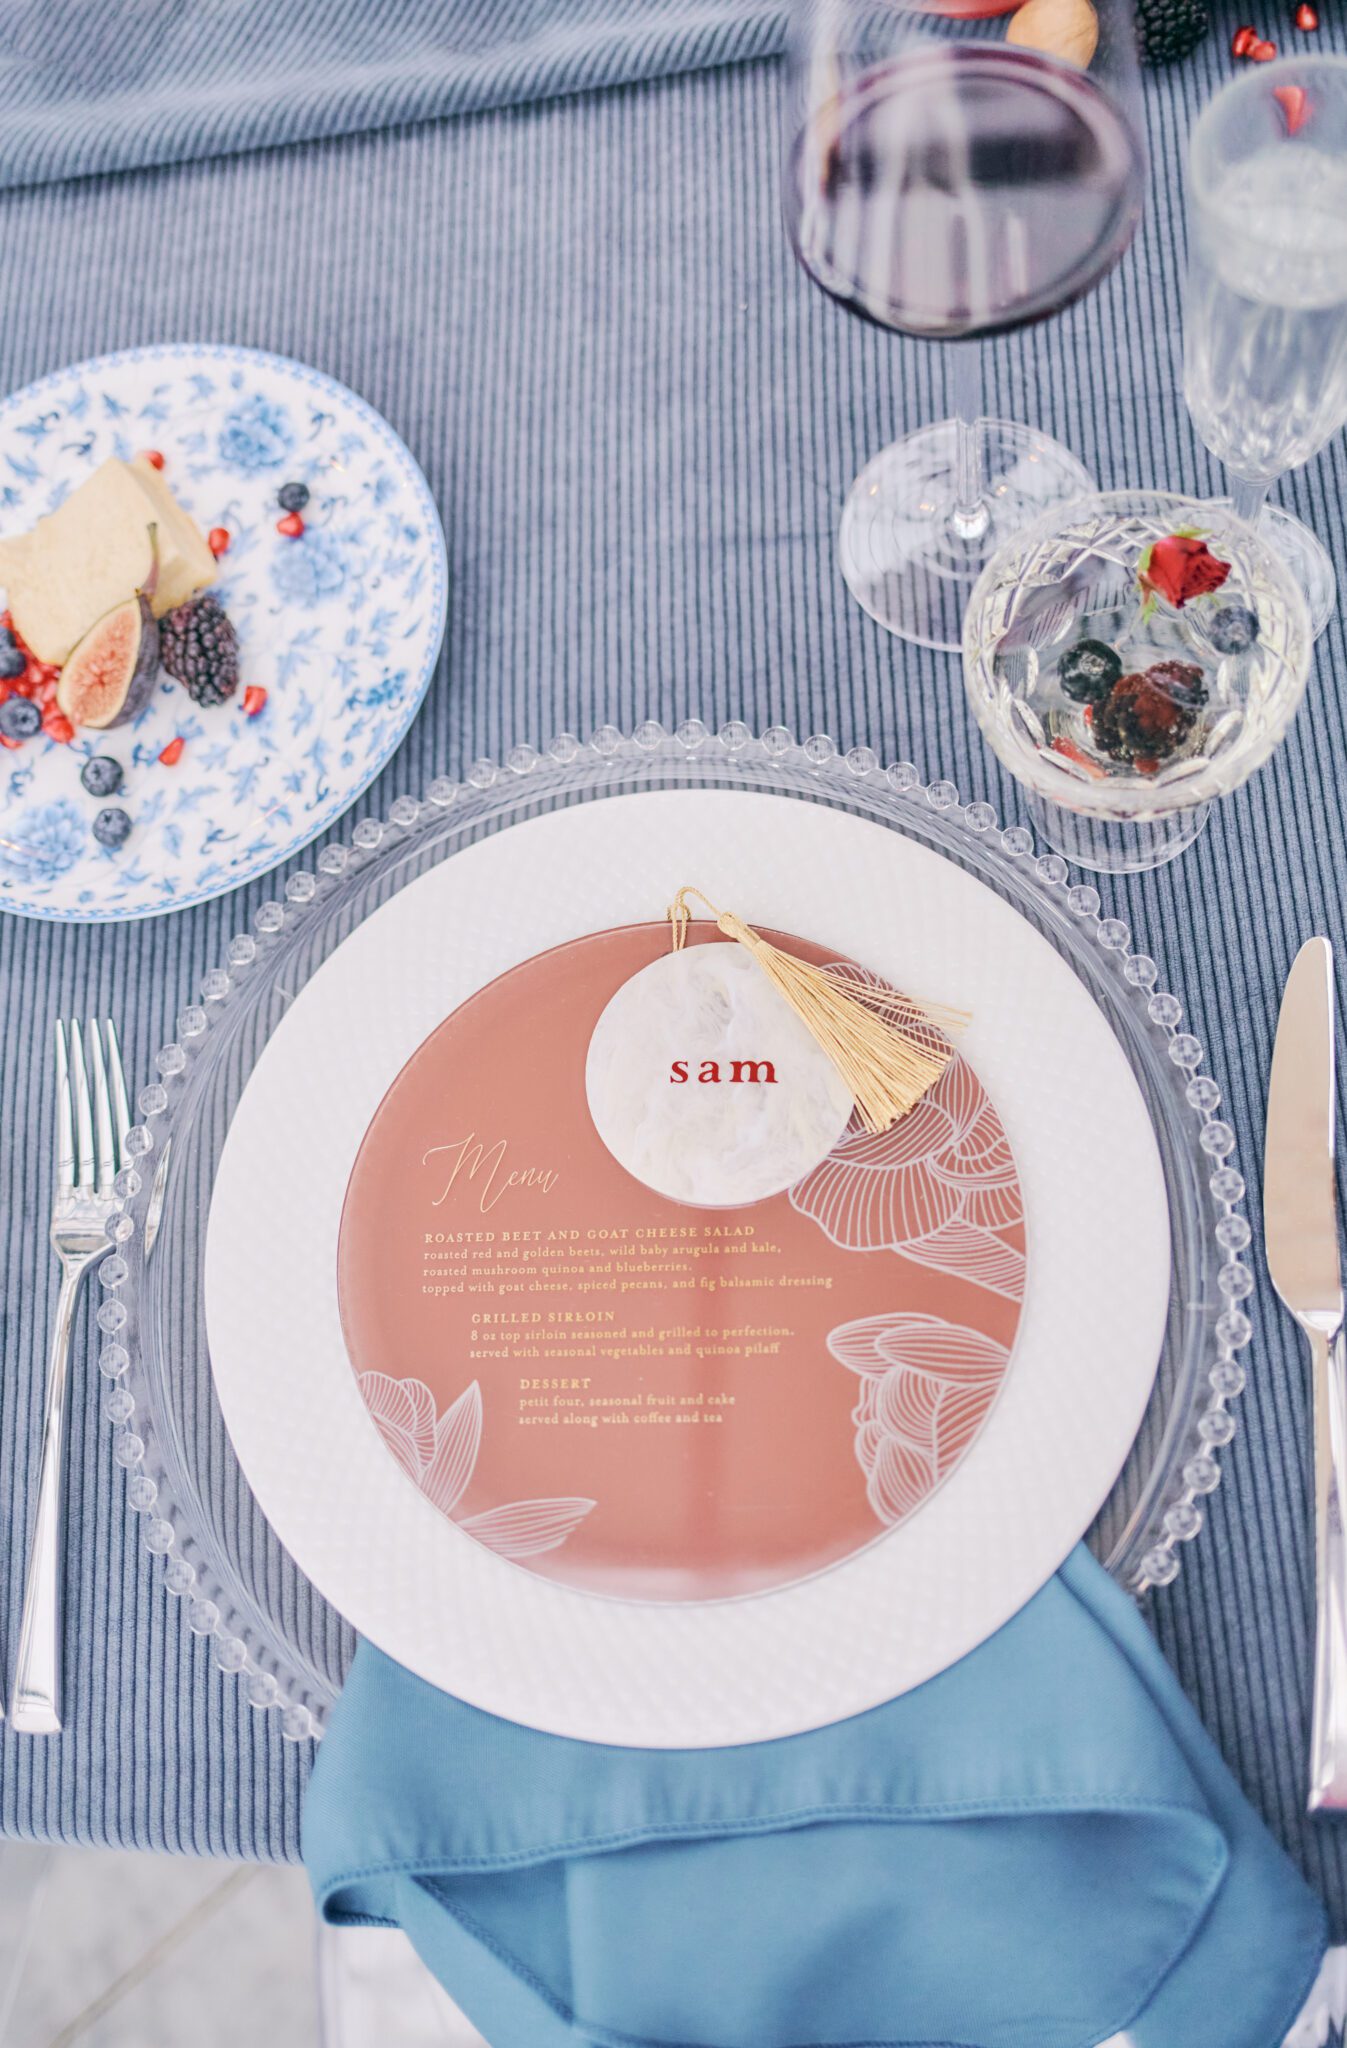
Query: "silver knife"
1265 936 1347 1813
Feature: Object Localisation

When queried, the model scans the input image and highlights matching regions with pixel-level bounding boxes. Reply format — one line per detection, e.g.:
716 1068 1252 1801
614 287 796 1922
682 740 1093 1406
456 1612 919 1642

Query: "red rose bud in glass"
1141 534 1232 608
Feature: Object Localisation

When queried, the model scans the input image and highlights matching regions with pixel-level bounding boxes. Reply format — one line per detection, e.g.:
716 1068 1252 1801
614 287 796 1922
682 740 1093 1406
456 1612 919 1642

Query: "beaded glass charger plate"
0 344 447 922
100 728 1252 1745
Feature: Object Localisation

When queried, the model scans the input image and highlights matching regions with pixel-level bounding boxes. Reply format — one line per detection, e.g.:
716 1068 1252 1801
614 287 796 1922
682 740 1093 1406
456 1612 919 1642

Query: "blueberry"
0 642 25 679
81 755 124 798
277 480 310 513
92 806 132 849
1058 638 1124 706
1207 604 1260 655
0 696 40 739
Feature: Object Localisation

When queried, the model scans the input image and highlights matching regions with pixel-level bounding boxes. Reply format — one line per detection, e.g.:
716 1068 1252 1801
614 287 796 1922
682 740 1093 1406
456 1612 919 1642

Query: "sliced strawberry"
1274 82 1309 131
1050 735 1106 779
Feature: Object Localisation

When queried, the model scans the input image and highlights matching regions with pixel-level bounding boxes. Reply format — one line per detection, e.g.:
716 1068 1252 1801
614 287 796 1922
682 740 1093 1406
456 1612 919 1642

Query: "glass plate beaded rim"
95 721 1250 1743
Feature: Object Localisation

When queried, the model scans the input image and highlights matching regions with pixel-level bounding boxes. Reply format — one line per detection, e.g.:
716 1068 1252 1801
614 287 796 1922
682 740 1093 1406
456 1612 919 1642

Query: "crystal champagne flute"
783 0 1147 652
1184 57 1347 641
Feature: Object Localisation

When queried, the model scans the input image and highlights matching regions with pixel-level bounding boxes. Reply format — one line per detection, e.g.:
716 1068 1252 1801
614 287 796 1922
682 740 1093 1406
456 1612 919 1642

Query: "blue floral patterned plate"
0 344 447 921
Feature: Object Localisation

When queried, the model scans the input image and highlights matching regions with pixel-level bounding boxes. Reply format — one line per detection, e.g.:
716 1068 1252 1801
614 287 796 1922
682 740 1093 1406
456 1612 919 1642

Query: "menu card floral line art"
357 1372 596 1557
828 1314 1011 1527
790 968 1025 1304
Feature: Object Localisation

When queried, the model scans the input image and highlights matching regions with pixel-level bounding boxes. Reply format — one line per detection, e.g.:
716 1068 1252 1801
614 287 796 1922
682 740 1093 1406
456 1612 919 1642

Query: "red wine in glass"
790 47 1144 339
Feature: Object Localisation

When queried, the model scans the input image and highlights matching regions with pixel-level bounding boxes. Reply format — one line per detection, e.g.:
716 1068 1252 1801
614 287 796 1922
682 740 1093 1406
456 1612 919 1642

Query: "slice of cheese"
0 457 217 663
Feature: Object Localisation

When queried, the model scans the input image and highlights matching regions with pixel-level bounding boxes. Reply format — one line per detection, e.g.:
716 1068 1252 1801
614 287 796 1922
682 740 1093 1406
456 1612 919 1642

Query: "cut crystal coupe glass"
963 490 1312 872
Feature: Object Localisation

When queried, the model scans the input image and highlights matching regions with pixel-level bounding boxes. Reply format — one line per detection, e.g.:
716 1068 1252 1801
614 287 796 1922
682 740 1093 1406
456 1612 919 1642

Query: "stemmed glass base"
1222 501 1337 642
839 419 1094 653
1027 793 1212 875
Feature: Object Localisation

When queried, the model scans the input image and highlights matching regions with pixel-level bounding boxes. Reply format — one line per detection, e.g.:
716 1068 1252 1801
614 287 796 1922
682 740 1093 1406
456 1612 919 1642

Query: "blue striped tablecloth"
1 0 1345 1931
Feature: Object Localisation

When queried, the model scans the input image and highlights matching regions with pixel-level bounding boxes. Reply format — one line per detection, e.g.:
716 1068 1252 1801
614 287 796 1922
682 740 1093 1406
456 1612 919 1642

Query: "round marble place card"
586 939 856 1207
337 920 1026 1605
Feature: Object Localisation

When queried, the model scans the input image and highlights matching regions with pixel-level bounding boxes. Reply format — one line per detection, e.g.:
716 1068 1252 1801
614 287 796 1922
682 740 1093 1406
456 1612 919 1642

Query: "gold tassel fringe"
667 886 967 1134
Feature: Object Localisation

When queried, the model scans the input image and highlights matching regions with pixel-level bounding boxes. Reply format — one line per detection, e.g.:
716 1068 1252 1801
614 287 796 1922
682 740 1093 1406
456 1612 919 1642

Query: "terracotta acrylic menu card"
337 922 1025 1604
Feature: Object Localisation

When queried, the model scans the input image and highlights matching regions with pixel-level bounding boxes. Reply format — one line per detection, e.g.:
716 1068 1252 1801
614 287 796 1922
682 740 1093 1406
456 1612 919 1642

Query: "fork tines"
53 1020 131 1201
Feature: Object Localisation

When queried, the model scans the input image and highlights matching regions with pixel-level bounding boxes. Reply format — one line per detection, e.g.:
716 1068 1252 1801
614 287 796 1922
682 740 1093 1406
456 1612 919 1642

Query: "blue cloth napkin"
304 1545 1326 2048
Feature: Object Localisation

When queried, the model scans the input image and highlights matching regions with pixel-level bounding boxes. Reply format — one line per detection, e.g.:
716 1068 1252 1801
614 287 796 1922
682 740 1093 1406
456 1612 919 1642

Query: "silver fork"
10 1021 131 1734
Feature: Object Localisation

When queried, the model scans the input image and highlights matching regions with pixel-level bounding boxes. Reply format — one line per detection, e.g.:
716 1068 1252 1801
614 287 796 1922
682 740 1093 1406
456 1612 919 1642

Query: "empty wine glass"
1184 57 1347 640
783 0 1147 651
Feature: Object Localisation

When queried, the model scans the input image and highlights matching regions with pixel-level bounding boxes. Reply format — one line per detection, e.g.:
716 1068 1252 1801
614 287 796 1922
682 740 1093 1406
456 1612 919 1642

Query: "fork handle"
10 1261 87 1735
1309 1322 1347 1812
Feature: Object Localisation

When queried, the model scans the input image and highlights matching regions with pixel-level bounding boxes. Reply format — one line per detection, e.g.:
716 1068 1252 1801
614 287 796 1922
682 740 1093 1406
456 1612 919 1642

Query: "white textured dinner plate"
204 790 1169 1745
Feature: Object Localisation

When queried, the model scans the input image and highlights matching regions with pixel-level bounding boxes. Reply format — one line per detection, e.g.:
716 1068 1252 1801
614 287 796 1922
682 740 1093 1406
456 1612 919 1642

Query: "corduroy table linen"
0 1 1345 1959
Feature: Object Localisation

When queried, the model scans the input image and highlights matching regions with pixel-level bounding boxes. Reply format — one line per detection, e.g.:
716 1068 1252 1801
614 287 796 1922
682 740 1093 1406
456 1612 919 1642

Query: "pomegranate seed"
140 449 166 470
0 682 10 704
13 674 37 698
276 512 305 538
159 736 185 767
1275 81 1309 129
208 526 231 557
242 685 268 718
1232 23 1257 52
42 710 74 744
1252 37 1278 56
0 733 22 749
1296 2 1319 27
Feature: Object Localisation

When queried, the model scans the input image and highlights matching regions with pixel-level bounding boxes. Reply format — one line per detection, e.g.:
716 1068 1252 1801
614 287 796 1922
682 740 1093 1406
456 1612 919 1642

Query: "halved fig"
57 527 161 731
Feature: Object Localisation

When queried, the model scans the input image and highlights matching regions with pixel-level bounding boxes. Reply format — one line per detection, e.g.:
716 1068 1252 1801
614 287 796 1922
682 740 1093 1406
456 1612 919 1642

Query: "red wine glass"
784 0 1146 651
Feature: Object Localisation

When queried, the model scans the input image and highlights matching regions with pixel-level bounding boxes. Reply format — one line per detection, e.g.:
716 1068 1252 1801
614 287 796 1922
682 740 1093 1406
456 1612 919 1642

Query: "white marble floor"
0 1842 486 2047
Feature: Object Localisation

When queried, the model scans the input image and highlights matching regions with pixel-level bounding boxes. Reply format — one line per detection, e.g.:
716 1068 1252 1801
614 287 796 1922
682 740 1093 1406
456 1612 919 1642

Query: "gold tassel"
666 886 967 1135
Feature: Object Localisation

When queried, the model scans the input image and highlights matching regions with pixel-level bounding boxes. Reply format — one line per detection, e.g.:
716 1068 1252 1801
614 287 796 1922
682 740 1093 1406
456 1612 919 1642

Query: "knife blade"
1266 937 1343 1327
1264 935 1347 1813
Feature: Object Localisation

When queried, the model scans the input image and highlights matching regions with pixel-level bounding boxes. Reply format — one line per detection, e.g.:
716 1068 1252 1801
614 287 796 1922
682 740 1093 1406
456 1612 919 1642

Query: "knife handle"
1308 1323 1347 1813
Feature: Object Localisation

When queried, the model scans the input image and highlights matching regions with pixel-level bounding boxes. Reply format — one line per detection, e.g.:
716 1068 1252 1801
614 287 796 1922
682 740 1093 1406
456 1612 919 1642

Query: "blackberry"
1145 658 1207 712
1058 638 1123 705
1137 0 1209 62
0 641 26 679
1207 604 1260 655
1093 669 1197 769
92 806 132 848
81 755 124 798
0 696 40 739
277 480 310 513
159 595 240 707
